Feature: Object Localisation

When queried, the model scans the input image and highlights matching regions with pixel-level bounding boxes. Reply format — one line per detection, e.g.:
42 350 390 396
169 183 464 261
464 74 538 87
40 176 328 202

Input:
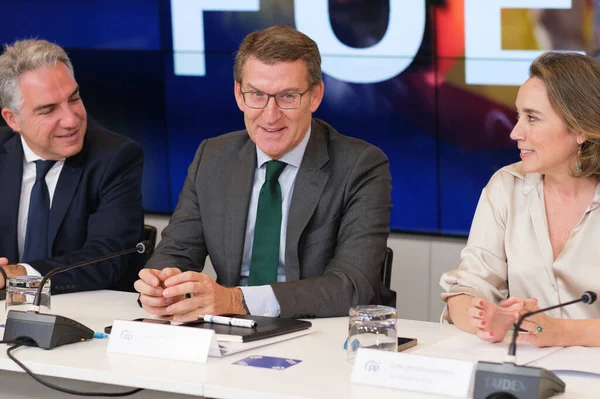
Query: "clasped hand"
468 296 563 347
134 268 245 322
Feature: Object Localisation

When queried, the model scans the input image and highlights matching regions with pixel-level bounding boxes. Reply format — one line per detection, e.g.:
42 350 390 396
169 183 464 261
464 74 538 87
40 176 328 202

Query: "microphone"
473 291 597 399
3 241 151 350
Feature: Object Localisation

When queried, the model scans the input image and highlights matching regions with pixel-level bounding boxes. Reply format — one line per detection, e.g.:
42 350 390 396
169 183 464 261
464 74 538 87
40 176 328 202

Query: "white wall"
145 214 467 322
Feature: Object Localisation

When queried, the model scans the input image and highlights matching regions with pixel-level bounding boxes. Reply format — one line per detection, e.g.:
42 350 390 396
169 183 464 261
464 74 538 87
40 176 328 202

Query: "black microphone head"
582 291 597 304
136 241 152 254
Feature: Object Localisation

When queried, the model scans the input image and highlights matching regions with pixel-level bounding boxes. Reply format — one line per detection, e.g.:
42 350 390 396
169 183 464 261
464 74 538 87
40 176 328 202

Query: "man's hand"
134 268 184 316
162 272 246 322
0 259 27 289
0 257 8 288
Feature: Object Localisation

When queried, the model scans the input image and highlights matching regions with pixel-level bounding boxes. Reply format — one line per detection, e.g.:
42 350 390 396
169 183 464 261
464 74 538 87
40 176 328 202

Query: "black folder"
180 314 312 343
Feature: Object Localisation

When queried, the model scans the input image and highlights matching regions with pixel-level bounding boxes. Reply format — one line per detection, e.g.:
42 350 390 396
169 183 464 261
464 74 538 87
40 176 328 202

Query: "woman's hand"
468 297 525 343
515 299 565 347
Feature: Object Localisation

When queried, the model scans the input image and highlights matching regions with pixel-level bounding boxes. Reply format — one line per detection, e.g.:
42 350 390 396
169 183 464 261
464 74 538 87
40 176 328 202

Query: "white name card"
107 320 222 363
351 348 475 398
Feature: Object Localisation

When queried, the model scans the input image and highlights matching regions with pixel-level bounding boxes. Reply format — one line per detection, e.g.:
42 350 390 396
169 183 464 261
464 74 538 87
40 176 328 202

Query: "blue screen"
2 0 555 235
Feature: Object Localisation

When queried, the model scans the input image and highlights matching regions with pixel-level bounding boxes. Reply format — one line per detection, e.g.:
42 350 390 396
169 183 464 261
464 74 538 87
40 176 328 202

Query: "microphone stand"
3 242 150 349
32 244 147 307
507 293 595 360
473 291 597 399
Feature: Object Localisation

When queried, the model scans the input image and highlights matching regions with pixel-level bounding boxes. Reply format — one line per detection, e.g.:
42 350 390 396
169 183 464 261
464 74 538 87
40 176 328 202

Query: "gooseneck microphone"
4 241 151 350
32 241 151 307
507 291 597 359
473 291 597 399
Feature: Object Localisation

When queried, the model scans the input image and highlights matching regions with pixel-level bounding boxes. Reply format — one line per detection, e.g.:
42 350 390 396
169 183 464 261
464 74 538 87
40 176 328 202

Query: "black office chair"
381 247 397 307
142 224 158 262
113 224 157 292
381 247 393 290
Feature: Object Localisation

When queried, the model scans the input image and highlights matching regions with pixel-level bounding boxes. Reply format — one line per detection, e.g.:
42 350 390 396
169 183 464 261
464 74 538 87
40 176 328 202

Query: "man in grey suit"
135 25 392 320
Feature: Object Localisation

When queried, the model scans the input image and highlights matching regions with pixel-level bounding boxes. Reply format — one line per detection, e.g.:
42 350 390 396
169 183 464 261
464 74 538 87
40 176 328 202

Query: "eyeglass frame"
239 86 312 109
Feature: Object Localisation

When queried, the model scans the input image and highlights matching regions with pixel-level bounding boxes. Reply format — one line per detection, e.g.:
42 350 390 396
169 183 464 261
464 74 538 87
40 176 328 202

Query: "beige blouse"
440 162 600 323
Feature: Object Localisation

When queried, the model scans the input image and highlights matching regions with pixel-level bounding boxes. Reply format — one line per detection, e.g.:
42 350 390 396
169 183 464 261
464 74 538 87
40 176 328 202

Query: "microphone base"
4 310 94 350
473 361 565 399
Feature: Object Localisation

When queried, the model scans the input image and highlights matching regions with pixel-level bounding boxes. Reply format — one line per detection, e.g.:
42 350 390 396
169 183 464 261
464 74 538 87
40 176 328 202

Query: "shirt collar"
256 125 311 169
522 172 543 195
20 135 65 163
587 181 600 212
21 136 44 163
524 169 600 213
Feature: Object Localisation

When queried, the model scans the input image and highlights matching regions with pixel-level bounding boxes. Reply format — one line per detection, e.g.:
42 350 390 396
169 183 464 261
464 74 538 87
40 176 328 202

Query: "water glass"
347 305 397 363
5 276 51 313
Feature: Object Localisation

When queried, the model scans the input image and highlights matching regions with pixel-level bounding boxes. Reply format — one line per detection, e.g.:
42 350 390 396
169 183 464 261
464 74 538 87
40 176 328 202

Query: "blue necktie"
22 160 56 262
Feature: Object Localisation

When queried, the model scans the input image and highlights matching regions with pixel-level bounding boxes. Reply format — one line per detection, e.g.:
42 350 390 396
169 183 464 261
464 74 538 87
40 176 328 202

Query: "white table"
0 291 597 398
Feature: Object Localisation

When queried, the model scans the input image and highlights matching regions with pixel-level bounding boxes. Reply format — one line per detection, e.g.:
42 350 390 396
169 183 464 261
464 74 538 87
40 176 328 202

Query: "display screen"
0 0 596 235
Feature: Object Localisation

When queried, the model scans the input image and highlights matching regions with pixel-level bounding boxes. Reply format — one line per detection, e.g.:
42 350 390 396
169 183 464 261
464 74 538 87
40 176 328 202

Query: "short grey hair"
0 39 74 112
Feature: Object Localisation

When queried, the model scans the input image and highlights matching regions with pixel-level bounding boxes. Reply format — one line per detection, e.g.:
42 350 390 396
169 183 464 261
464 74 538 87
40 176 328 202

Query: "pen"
202 315 257 328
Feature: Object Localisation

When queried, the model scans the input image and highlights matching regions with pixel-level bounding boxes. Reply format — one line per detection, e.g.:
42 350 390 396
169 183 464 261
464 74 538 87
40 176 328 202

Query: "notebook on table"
180 314 312 343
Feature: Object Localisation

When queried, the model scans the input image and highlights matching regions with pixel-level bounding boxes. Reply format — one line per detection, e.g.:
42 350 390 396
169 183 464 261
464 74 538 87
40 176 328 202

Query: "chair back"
381 247 397 307
112 224 157 292
381 247 393 289
142 224 158 261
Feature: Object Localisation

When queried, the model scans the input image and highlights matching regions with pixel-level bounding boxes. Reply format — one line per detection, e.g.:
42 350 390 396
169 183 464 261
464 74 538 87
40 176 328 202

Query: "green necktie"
248 160 287 286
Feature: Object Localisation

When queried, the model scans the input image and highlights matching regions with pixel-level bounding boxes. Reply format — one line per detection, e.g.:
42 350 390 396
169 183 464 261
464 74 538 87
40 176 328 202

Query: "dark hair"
234 25 322 87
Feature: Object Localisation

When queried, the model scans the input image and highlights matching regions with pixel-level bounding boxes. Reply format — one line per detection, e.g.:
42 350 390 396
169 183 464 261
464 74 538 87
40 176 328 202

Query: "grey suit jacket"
147 118 392 318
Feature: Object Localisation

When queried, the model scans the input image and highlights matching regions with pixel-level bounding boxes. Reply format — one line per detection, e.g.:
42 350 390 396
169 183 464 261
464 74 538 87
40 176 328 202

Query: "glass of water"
5 276 51 313
347 305 397 363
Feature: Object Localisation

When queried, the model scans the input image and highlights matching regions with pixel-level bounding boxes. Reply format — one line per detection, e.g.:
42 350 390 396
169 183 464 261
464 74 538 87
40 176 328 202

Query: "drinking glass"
347 305 397 363
5 276 51 313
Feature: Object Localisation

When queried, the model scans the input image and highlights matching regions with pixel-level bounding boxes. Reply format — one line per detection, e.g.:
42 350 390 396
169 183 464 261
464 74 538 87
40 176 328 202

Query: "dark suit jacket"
147 118 392 318
0 125 144 294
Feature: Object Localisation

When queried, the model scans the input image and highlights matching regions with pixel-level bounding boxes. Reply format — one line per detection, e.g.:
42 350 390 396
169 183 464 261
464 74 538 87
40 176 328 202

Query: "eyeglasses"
240 88 311 109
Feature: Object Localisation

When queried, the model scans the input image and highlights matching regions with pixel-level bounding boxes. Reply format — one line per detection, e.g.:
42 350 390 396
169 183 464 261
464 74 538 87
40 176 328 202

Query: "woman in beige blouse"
441 51 600 347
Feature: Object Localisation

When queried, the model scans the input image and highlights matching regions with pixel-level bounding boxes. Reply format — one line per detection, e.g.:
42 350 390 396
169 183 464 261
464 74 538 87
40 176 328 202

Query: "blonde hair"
529 52 600 180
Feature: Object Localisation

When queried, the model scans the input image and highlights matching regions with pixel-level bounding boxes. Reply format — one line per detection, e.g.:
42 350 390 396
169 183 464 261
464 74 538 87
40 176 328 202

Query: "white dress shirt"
239 127 311 316
18 136 65 274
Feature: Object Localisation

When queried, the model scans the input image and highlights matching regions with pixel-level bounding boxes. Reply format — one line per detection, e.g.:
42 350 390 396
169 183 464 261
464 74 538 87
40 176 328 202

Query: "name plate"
351 348 474 397
107 320 221 363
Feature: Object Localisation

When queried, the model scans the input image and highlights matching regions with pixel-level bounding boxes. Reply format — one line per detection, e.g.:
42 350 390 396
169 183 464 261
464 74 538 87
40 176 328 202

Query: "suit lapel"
0 135 24 262
48 151 84 256
223 139 256 285
285 120 330 281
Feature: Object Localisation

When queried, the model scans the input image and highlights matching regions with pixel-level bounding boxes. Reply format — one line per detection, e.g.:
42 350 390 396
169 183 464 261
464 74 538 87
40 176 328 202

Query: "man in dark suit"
135 25 392 319
0 39 144 293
